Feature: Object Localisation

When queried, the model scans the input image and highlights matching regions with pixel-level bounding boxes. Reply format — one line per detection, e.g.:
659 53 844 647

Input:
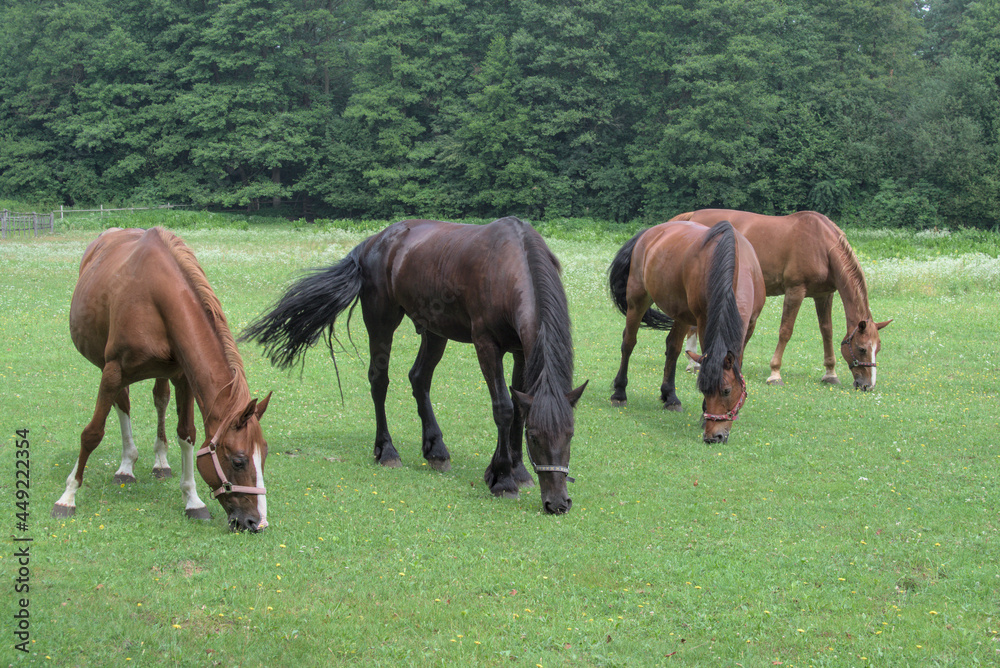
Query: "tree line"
1 0 997 228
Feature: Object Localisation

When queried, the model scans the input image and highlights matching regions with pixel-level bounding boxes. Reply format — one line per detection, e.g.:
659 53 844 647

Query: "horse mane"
697 222 744 395
511 219 574 418
152 227 250 404
814 212 870 307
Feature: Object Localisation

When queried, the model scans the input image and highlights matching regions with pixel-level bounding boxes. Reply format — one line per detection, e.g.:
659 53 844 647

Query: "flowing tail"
241 242 366 369
607 229 673 330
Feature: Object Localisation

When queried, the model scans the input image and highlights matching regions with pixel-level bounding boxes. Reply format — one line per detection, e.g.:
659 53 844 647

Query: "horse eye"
723 388 732 397
858 347 867 356
232 456 248 471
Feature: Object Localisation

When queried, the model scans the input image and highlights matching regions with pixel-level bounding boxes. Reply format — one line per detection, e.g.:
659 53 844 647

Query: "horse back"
671 209 840 295
70 228 189 371
374 218 544 345
632 221 717 322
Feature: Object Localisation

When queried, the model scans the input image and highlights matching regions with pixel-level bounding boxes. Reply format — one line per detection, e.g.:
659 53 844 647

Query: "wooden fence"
1 210 55 239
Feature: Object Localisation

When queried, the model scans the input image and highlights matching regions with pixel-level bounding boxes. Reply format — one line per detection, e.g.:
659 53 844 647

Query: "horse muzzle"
228 509 265 533
543 495 572 515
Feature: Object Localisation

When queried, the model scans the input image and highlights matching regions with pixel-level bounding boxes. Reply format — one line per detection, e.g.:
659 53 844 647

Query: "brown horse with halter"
52 227 272 532
608 220 765 443
242 217 587 514
670 209 892 390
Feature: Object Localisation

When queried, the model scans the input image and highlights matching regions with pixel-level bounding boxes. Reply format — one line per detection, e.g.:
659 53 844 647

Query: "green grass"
2 217 999 666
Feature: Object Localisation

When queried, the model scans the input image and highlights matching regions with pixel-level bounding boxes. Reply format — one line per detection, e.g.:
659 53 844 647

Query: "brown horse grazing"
669 209 892 390
53 227 272 532
242 217 587 515
608 221 765 443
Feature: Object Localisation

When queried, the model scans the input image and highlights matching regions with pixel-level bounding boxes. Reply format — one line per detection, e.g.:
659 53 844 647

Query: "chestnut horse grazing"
53 227 272 532
243 217 587 514
608 221 765 444
669 210 892 390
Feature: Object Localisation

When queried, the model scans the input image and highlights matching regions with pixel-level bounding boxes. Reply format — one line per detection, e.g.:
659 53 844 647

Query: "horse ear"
511 388 534 411
723 352 735 370
857 320 868 332
235 398 258 430
566 380 589 407
876 318 893 330
255 391 273 421
685 350 704 364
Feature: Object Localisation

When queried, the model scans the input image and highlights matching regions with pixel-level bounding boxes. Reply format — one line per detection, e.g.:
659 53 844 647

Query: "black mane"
697 222 745 394
515 220 575 425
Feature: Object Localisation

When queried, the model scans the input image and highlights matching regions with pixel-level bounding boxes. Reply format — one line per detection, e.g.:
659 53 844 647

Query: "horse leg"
478 340 519 499
814 293 840 384
684 327 701 373
660 326 687 411
610 295 652 407
52 362 123 518
111 386 139 484
408 332 451 471
508 352 534 488
769 286 805 386
173 378 210 520
151 378 173 477
364 301 404 467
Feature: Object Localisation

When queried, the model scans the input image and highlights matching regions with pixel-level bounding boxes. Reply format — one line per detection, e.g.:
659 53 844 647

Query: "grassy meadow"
2 211 999 666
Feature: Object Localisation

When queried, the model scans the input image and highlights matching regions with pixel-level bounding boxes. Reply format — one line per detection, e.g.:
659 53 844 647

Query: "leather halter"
842 325 877 369
703 373 747 422
196 423 266 499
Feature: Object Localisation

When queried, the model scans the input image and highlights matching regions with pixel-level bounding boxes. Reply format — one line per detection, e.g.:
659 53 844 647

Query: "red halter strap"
842 325 877 368
703 373 747 422
196 432 266 499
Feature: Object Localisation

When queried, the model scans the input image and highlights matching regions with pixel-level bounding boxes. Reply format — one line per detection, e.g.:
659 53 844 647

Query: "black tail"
241 242 366 369
607 229 673 330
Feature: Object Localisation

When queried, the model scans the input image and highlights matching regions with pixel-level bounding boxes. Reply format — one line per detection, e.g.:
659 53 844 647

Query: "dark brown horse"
608 221 765 443
242 217 587 514
670 209 892 390
53 227 272 532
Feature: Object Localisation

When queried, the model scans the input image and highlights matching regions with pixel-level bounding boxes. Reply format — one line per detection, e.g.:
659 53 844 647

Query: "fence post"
1 210 7 239
49 212 54 233
33 212 39 237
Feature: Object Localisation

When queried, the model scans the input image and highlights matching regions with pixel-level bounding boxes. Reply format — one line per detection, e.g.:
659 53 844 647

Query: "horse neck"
172 303 249 434
153 228 250 433
828 238 873 328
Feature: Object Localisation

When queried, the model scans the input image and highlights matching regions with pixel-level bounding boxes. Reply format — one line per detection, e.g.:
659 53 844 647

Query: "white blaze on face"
253 446 268 529
870 349 878 386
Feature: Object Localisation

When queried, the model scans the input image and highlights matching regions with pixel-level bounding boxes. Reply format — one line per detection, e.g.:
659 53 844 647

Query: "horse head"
513 381 587 515
689 351 746 444
841 319 892 391
197 392 271 532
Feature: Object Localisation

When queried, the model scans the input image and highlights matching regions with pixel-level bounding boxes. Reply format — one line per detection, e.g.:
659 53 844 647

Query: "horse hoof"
820 375 840 385
766 378 785 386
610 399 627 408
152 467 173 479
685 364 701 374
663 403 683 412
516 475 536 488
501 490 519 500
379 457 402 468
51 504 75 518
185 507 212 520
113 473 137 484
427 458 451 472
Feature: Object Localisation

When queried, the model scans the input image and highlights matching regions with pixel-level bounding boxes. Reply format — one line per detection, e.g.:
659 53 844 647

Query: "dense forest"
1 0 997 227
